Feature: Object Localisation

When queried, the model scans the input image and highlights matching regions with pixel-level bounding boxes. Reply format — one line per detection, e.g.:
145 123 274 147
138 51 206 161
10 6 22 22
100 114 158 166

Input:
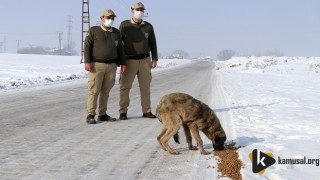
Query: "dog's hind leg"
160 125 182 155
157 128 167 151
189 123 210 155
183 124 198 150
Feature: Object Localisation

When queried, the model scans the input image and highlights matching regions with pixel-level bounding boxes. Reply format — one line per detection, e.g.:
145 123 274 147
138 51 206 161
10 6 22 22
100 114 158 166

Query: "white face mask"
104 19 114 27
133 10 144 20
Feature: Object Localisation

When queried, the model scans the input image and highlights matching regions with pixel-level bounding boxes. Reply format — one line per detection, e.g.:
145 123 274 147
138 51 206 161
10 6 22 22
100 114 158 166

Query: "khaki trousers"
119 57 152 113
87 62 117 116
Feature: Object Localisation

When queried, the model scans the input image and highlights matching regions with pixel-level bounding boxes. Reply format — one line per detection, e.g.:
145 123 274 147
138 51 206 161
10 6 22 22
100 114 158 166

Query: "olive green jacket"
119 19 158 61
83 26 126 65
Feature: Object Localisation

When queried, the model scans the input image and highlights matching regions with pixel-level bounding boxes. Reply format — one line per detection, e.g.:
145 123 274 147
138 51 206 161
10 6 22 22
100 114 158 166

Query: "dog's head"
203 127 227 151
212 130 226 151
205 111 227 151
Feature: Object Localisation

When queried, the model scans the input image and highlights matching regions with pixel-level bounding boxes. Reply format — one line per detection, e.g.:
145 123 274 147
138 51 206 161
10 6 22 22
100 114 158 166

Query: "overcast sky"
0 0 319 58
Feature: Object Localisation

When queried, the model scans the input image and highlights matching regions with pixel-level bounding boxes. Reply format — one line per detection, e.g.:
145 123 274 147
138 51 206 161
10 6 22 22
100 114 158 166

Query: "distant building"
18 46 72 56
164 54 184 59
196 56 212 60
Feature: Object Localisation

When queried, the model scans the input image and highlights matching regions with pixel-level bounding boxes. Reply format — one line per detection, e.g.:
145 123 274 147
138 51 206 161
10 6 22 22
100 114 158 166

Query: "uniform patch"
144 33 149 39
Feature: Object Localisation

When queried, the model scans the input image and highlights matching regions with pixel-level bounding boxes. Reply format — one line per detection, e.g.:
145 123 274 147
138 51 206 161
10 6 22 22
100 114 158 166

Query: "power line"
16 40 21 53
58 32 63 56
67 15 73 53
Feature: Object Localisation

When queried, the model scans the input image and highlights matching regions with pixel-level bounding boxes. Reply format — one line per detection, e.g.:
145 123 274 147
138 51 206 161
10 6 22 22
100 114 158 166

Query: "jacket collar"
130 18 145 25
100 25 113 32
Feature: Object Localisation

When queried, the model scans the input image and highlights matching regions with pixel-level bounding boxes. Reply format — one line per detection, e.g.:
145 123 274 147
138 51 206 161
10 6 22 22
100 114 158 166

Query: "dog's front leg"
183 124 197 150
189 124 210 155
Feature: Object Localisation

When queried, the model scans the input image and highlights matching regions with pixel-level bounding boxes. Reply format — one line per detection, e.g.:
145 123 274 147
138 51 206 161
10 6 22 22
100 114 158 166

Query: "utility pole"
81 0 90 63
3 36 6 53
17 40 21 53
67 15 73 54
0 42 3 53
58 32 63 55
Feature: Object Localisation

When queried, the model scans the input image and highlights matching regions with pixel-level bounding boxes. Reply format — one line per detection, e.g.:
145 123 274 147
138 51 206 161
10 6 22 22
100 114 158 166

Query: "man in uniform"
118 2 158 120
84 9 126 124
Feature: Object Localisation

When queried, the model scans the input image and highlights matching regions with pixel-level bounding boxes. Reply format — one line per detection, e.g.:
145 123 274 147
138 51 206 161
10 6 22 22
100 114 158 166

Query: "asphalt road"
0 61 231 180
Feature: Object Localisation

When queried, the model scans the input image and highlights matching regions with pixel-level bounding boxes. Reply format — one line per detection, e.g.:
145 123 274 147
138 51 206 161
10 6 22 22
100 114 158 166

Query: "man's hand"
121 65 126 73
84 63 92 72
150 60 157 69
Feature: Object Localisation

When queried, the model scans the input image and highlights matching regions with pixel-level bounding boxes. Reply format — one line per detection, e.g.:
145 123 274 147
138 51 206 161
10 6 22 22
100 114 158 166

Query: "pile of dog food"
214 142 244 180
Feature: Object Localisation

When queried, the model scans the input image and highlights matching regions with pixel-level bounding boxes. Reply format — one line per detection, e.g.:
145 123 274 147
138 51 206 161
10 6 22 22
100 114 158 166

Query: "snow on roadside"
215 56 320 179
0 54 191 91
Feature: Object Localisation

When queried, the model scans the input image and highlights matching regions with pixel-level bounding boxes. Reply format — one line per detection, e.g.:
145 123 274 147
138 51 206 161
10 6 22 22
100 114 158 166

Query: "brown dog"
156 93 226 155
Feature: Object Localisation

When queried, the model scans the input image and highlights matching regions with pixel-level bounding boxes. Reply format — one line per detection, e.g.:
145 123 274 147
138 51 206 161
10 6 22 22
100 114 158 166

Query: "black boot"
98 114 116 121
119 113 128 120
86 114 96 124
142 112 156 118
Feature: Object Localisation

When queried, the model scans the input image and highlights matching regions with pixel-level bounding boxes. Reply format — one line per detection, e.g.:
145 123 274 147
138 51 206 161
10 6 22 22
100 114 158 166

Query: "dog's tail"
173 132 180 144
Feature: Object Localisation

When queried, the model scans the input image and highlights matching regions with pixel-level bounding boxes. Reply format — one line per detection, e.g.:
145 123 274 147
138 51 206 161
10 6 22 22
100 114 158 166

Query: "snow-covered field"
0 53 191 91
1 54 319 179
216 56 320 179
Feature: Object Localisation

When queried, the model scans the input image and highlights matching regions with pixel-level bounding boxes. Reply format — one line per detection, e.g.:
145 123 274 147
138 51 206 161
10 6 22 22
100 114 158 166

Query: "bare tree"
171 50 189 59
264 49 284 57
18 46 48 55
216 49 236 60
